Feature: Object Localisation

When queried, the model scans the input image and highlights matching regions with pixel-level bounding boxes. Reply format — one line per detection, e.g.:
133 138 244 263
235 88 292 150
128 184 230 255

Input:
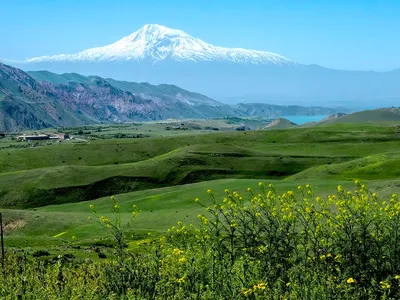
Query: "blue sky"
1 0 399 71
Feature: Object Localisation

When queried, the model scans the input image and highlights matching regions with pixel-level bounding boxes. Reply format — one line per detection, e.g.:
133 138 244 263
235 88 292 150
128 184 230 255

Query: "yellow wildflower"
176 277 185 283
172 248 184 255
243 288 253 296
347 278 355 284
178 257 187 264
380 281 390 289
253 282 267 290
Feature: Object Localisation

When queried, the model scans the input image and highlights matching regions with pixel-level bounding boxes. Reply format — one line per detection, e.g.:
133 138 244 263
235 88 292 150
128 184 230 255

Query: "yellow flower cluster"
243 282 267 296
347 277 355 284
380 281 391 289
172 248 184 256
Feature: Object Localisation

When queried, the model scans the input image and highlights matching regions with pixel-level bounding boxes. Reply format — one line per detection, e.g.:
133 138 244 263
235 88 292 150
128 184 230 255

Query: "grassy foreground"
1 182 400 299
3 178 400 251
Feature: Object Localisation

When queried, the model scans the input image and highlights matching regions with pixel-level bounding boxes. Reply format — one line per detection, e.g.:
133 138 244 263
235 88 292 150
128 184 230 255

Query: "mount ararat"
6 24 400 108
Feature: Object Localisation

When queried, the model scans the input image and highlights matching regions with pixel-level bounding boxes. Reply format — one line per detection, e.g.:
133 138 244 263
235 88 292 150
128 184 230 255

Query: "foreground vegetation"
1 182 400 299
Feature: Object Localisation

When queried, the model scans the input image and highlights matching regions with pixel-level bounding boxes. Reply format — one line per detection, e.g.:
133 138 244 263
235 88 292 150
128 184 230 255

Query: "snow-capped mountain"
26 24 297 66
7 24 400 108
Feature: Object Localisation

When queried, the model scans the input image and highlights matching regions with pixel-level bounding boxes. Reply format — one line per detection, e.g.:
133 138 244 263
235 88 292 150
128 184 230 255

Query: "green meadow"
0 120 399 252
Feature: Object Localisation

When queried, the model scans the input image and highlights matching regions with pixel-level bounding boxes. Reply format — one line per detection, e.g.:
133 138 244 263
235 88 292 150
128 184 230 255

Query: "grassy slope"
0 123 399 208
263 118 297 129
3 177 400 249
288 152 400 180
320 110 400 125
1 122 400 249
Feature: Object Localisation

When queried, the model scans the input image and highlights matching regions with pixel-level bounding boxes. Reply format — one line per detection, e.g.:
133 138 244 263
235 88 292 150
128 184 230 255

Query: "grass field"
1 120 400 254
3 177 400 250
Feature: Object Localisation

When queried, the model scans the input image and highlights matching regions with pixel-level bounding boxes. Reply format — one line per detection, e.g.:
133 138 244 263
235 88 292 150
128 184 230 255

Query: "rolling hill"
263 118 297 130
317 109 400 125
1 123 399 208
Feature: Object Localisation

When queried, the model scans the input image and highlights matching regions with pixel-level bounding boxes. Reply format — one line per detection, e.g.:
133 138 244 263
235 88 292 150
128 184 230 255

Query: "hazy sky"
1 0 399 71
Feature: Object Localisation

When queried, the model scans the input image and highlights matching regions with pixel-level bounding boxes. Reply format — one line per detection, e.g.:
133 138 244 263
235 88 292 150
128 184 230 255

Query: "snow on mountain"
26 24 297 66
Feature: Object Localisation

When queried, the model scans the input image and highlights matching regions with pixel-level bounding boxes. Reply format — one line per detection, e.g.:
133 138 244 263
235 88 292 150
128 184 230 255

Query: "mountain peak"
137 24 186 36
25 24 297 66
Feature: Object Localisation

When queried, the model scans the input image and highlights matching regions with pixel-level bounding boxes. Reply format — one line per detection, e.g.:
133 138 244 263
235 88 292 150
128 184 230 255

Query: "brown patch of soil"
3 219 26 234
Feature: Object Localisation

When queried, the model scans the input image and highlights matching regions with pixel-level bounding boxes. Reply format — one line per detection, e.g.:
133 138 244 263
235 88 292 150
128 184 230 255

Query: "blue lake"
280 115 328 125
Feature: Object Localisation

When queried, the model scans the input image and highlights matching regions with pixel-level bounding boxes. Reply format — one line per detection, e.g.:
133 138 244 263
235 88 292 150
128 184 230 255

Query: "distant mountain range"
0 62 342 132
5 24 400 108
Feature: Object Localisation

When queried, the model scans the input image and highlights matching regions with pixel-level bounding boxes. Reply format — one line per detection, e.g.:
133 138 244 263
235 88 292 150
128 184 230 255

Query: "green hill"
1 123 399 209
263 118 297 130
2 122 400 250
318 109 400 125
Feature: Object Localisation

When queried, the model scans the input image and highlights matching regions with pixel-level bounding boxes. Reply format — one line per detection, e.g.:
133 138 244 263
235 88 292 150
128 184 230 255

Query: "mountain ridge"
0 62 342 131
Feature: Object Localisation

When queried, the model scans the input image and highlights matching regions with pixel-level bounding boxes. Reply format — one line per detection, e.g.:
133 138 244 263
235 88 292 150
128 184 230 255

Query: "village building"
17 133 69 141
49 133 69 140
17 134 50 141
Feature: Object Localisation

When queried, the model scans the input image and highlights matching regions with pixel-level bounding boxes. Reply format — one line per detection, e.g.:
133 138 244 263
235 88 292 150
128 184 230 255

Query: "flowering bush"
1 182 400 299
